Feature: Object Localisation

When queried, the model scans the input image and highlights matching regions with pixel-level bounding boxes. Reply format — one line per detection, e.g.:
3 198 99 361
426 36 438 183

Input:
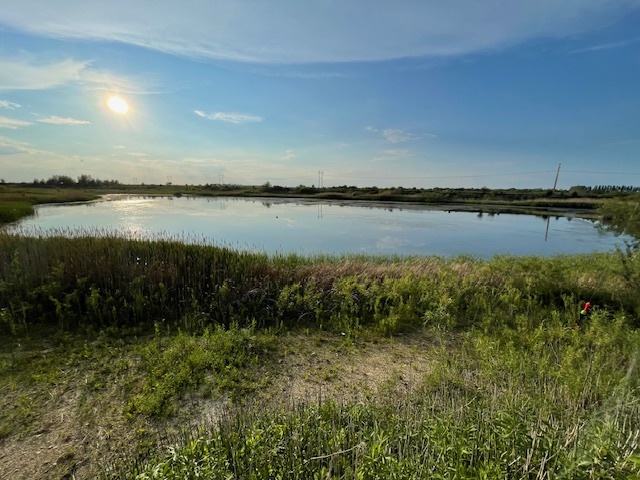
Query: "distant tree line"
591 185 640 193
570 185 640 194
31 174 121 187
15 176 638 196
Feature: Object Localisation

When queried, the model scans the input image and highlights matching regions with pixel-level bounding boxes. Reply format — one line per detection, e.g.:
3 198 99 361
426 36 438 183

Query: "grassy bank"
0 230 639 478
0 186 100 224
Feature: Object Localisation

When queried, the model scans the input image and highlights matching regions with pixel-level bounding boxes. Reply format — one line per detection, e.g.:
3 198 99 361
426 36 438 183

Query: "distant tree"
46 175 76 186
76 174 97 187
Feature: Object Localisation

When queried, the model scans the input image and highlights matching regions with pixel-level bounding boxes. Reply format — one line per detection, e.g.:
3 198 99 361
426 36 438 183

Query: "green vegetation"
0 201 34 224
1 195 639 478
0 184 100 225
599 193 640 241
2 230 640 337
126 326 275 418
121 312 640 478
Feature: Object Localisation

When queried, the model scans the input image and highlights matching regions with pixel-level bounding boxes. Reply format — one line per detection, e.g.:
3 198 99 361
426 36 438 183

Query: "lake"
4 195 631 258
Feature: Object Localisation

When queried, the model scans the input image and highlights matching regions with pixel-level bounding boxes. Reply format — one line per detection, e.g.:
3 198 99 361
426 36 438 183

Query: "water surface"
5 196 630 258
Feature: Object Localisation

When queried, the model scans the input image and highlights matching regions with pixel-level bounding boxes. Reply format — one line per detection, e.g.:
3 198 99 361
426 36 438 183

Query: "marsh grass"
0 201 34 224
111 314 640 479
1 230 638 337
0 187 100 225
2 229 640 478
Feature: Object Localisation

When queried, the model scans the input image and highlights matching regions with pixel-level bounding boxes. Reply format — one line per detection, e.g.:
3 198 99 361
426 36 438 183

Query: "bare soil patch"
0 330 439 479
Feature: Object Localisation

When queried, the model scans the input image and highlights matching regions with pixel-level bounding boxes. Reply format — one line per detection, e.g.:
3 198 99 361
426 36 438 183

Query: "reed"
1 228 639 478
1 229 639 337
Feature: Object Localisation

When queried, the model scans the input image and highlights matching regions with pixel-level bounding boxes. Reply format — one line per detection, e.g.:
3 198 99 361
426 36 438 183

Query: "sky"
0 0 639 189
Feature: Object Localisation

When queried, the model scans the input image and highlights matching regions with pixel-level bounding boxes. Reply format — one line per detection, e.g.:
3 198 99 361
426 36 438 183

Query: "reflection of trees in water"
599 199 640 245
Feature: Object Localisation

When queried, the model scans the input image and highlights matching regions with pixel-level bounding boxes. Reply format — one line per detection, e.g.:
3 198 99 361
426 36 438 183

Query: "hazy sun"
107 96 129 114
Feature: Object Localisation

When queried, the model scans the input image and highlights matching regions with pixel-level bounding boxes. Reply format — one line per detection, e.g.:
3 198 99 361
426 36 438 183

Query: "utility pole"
545 163 561 242
552 163 561 192
317 170 324 188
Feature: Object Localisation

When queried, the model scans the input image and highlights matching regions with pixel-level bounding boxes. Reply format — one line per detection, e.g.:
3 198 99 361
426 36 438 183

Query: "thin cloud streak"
37 116 90 125
383 129 420 144
194 110 263 124
371 149 413 162
1 1 639 63
0 116 33 129
0 57 88 90
367 126 435 143
569 37 640 53
0 100 21 109
0 56 157 93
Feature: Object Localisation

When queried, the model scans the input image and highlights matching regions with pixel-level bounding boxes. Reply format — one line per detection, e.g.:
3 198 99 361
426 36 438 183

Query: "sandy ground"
0 330 437 479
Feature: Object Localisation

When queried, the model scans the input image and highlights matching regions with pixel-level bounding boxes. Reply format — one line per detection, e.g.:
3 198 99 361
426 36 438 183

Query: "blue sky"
0 0 639 188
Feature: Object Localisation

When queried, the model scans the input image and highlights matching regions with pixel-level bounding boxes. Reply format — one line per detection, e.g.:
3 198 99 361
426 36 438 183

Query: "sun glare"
107 96 129 114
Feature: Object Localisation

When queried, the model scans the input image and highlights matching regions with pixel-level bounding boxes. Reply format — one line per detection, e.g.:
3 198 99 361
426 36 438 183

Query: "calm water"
5 196 630 258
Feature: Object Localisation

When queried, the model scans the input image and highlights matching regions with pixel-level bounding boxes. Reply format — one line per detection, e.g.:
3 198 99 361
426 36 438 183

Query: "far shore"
0 182 624 225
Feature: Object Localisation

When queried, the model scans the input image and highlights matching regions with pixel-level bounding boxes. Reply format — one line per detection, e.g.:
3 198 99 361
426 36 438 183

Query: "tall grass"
2 229 639 478
111 312 640 479
1 230 639 336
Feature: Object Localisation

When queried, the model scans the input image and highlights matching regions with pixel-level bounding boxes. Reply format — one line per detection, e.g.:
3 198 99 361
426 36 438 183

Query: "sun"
107 96 129 114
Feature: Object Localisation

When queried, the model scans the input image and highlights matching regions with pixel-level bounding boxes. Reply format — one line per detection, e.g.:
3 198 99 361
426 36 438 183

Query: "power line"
563 170 640 176
326 170 556 180
256 170 556 181
219 169 640 184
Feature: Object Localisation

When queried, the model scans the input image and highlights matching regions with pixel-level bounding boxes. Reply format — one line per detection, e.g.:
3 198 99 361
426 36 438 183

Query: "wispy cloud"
0 116 33 129
128 152 147 157
0 57 88 90
382 129 421 144
0 136 47 155
0 100 21 109
243 68 352 79
367 126 435 144
282 149 295 161
80 69 161 94
194 110 263 124
37 116 90 125
1 1 638 63
371 149 413 162
0 56 156 93
570 38 640 54
384 149 412 156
